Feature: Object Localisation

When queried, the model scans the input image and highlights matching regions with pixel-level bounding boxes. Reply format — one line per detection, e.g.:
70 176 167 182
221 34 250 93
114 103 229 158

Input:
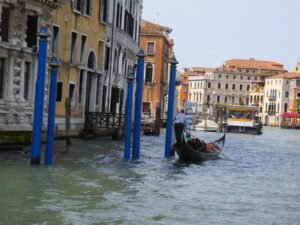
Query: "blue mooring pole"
45 57 60 165
31 27 49 165
165 57 178 158
132 50 145 160
124 70 135 160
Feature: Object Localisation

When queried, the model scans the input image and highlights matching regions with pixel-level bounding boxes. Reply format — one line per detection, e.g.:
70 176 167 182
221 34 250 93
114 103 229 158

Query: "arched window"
87 52 96 70
284 103 288 112
145 63 153 83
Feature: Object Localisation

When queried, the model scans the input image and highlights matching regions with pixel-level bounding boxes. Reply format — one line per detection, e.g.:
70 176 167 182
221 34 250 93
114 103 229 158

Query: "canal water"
0 127 299 225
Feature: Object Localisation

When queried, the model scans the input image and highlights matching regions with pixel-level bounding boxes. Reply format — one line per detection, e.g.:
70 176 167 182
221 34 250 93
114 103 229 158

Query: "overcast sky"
141 0 300 71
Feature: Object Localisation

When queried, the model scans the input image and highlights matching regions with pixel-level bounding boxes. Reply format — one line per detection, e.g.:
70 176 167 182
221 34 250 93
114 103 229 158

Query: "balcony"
266 110 277 115
268 96 276 101
34 0 66 8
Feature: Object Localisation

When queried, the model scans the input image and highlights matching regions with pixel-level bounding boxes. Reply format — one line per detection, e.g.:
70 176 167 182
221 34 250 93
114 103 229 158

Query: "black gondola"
172 125 225 163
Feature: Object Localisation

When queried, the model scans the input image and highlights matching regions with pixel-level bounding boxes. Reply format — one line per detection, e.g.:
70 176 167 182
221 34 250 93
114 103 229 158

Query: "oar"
219 151 236 162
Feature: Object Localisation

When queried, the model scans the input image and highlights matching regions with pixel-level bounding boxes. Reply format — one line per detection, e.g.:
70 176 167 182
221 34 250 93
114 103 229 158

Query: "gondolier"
173 109 188 143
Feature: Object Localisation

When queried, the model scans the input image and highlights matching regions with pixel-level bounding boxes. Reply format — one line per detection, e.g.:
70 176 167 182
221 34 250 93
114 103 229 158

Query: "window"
0 59 4 98
24 62 31 100
104 46 110 70
73 0 82 12
232 84 235 90
80 35 87 63
225 83 228 89
56 82 63 102
239 84 243 91
217 96 220 103
101 85 107 112
96 74 101 104
233 75 236 79
99 0 108 22
218 83 221 89
84 0 91 15
78 70 84 103
240 76 243 80
207 95 210 103
218 74 221 78
70 32 77 64
113 49 118 72
116 3 122 28
254 76 257 81
0 6 10 42
147 42 154 55
285 91 289 98
224 96 227 103
247 85 250 91
145 63 153 83
248 76 250 80
26 15 38 48
207 82 211 88
52 26 60 55
98 41 104 68
226 75 229 79
69 83 75 103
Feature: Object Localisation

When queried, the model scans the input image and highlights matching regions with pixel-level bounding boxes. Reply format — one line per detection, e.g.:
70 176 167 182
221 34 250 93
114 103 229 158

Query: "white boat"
224 106 263 134
194 119 219 132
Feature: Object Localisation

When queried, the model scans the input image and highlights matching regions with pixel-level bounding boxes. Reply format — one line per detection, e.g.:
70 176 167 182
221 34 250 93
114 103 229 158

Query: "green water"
1 127 300 225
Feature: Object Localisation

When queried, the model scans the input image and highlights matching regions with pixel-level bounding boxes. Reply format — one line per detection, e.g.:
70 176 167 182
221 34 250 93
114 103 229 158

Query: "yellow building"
52 1 107 135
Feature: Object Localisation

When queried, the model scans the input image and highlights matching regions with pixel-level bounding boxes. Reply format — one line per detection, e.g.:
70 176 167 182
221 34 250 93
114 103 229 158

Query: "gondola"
172 126 225 163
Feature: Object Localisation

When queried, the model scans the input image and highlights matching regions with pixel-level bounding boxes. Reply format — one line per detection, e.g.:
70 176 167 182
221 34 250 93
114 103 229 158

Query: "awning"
282 112 300 118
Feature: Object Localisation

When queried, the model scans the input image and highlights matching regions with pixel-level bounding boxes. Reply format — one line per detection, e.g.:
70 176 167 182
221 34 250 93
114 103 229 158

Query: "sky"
141 0 300 71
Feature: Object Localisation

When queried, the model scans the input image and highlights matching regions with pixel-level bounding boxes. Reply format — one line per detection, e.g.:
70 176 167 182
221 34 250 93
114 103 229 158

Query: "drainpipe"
106 0 116 113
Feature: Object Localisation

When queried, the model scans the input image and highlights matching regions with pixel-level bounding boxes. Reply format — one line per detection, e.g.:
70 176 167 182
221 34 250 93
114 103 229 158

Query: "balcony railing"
266 110 278 115
34 0 65 8
268 96 276 101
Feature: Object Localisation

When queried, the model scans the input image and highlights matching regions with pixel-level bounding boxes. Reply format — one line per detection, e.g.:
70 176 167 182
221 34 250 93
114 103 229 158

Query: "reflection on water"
0 127 300 225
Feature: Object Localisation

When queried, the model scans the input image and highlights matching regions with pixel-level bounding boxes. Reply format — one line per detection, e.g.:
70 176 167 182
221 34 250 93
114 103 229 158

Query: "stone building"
104 0 143 114
139 19 174 117
0 0 59 139
263 72 300 126
185 58 286 114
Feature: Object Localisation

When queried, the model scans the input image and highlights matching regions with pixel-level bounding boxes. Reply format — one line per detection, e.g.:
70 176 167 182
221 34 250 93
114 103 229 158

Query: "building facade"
0 0 58 136
104 0 143 115
139 20 174 117
184 58 286 114
263 72 300 126
52 0 108 135
51 0 143 135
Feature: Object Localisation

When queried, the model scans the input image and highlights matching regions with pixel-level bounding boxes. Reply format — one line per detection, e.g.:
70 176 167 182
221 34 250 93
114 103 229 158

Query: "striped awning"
282 112 300 118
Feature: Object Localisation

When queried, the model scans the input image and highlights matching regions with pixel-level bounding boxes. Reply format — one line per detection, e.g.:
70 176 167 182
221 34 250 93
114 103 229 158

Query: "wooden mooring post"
65 97 71 145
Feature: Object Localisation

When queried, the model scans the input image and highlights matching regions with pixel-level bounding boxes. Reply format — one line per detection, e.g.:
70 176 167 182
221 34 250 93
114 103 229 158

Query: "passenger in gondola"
173 109 188 143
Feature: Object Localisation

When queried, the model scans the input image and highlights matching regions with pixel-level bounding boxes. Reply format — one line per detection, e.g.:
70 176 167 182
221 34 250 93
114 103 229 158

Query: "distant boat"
224 105 263 134
194 119 219 132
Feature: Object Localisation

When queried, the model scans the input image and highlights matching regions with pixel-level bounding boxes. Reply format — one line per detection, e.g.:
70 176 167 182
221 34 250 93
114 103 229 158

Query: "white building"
104 0 143 113
185 58 286 114
0 0 59 136
263 72 300 126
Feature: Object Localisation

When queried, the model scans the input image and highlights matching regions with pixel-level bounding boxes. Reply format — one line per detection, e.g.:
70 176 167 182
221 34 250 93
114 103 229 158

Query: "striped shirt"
173 112 187 128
